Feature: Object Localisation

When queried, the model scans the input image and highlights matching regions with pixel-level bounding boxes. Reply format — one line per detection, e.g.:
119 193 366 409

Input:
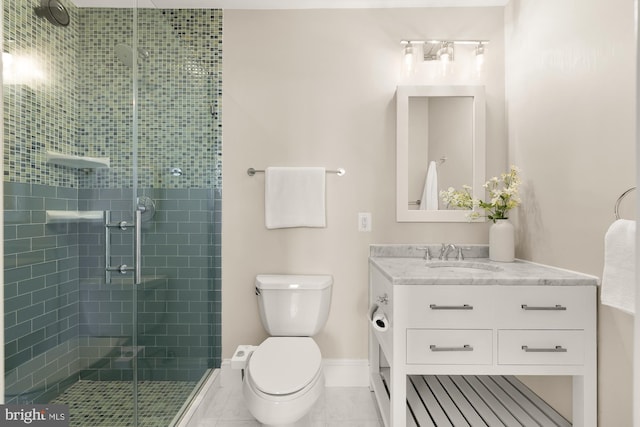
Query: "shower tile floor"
50 380 197 426
194 381 383 426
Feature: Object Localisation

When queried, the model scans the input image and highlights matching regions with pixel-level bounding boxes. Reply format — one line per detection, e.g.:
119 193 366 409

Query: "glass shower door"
133 9 222 423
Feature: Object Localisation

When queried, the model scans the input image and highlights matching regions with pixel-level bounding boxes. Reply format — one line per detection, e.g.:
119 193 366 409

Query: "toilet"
243 274 333 426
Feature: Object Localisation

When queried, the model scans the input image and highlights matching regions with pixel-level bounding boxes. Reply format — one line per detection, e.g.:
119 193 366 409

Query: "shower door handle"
105 205 146 284
105 211 111 284
134 207 142 285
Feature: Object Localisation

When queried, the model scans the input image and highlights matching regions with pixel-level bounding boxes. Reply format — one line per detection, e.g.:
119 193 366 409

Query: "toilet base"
242 368 324 426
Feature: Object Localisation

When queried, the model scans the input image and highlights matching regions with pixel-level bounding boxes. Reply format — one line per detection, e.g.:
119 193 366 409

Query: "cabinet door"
407 329 493 365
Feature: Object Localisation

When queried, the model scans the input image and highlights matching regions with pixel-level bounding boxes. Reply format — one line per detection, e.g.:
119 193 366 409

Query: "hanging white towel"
264 167 326 229
601 219 636 314
419 161 438 210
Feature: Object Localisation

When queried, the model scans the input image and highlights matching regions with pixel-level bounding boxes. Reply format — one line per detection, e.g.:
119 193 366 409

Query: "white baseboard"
323 359 370 387
220 358 369 388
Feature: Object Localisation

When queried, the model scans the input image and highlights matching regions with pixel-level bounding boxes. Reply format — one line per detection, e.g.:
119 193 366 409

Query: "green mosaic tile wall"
78 8 223 189
3 0 81 187
4 5 223 190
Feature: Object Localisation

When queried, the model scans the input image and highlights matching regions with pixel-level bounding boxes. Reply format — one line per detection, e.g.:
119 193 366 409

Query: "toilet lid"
248 337 321 395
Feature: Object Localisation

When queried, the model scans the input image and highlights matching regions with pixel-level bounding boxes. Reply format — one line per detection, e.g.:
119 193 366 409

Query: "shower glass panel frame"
2 1 222 425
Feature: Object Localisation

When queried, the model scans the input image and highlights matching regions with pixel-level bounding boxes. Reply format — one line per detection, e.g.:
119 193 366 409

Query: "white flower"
440 166 522 222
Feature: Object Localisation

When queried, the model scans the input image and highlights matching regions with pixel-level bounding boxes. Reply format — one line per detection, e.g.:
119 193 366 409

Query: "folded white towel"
419 161 438 210
601 219 636 314
265 167 326 229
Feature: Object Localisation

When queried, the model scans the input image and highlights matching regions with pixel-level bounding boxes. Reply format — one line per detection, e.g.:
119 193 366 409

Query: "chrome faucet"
439 243 457 260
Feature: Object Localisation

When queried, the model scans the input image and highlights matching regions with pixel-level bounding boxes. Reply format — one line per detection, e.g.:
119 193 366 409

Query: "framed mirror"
396 85 486 222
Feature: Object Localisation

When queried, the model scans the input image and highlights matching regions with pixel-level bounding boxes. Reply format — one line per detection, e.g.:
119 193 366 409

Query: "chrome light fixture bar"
400 39 490 45
401 39 489 62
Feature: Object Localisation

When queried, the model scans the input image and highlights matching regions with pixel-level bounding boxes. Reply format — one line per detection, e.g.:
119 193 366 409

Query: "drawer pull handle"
521 345 567 353
521 304 567 311
430 344 474 352
429 304 473 310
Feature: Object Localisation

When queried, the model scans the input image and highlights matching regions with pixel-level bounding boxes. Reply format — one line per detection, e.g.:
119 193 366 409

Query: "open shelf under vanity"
375 368 571 426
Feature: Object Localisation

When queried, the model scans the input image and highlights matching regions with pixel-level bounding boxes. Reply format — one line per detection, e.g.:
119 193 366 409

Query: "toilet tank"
255 275 332 336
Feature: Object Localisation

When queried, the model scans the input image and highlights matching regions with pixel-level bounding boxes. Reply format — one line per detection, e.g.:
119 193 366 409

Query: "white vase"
489 218 515 262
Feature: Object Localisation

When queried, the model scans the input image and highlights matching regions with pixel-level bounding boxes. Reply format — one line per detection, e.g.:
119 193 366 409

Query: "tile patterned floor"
50 380 197 426
195 382 383 427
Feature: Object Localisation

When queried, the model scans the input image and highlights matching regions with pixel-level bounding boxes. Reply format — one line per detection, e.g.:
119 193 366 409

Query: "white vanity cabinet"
368 254 598 427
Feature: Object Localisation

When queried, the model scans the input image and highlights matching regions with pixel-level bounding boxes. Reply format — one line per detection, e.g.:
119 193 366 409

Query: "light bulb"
403 43 415 75
437 42 453 63
475 44 485 71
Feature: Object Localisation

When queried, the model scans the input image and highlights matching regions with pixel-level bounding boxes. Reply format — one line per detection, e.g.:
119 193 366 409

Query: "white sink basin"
425 261 504 273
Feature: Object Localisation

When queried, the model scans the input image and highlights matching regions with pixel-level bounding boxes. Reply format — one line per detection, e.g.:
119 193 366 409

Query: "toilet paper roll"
371 305 389 332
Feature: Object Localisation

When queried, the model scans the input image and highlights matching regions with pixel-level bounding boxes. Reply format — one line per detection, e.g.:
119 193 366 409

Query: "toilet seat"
248 337 322 395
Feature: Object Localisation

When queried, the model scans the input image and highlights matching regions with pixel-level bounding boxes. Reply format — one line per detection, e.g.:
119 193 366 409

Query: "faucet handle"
457 247 464 261
416 247 432 260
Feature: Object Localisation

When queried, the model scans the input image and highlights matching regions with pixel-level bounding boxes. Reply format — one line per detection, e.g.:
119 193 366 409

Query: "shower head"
114 43 150 68
34 0 70 27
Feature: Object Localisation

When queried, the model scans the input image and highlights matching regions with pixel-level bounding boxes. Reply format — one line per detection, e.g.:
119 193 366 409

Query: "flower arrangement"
440 165 522 222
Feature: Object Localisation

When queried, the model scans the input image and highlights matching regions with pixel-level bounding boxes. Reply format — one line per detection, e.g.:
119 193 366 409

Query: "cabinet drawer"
498 330 584 365
404 286 493 328
499 286 593 329
407 329 493 365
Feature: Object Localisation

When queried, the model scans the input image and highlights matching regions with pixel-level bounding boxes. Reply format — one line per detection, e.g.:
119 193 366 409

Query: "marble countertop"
369 245 598 286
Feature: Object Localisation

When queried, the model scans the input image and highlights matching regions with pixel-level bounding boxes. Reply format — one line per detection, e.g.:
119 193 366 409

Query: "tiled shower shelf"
46 151 110 169
46 210 103 223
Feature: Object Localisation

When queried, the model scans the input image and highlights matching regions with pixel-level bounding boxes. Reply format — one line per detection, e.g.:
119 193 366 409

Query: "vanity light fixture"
401 39 489 64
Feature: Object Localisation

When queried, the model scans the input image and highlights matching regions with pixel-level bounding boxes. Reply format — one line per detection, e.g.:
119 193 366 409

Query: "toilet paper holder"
376 294 389 305
370 304 390 332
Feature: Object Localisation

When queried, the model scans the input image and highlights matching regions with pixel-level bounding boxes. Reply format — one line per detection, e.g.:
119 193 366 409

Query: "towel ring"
614 186 636 219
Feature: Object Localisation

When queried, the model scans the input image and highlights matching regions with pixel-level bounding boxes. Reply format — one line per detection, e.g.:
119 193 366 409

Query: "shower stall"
3 1 222 425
